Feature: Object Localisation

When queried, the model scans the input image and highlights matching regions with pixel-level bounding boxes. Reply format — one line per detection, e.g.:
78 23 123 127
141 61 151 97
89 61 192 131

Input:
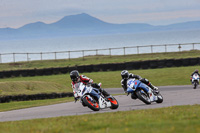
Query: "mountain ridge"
0 13 200 40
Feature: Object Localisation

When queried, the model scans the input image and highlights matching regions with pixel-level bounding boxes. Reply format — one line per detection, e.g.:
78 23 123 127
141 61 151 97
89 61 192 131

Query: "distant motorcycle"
192 74 199 89
126 78 163 104
73 82 119 111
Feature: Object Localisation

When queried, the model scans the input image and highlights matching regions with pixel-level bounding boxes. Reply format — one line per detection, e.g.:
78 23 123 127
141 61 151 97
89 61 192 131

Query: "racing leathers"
71 75 110 101
191 71 200 77
190 71 200 83
71 75 93 86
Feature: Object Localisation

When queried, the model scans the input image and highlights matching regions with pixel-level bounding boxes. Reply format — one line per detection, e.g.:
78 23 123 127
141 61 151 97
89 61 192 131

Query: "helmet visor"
122 74 128 79
70 75 78 82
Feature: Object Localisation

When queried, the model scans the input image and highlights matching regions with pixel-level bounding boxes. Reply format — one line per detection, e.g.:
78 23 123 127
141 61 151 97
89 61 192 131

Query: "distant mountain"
0 13 200 40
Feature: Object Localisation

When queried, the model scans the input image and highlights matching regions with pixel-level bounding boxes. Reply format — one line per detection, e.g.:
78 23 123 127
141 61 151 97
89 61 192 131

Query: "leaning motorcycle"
192 74 199 89
73 82 119 111
126 78 163 104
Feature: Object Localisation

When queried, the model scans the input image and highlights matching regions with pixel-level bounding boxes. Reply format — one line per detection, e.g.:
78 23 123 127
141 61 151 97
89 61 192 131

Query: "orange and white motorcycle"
73 82 119 111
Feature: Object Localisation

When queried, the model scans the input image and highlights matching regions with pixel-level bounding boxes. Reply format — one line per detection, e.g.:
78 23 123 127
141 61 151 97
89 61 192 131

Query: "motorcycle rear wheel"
83 96 100 111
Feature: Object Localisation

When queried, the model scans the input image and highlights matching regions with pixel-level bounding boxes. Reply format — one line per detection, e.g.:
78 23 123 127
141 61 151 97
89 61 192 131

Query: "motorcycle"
192 74 199 89
126 78 163 104
73 82 119 111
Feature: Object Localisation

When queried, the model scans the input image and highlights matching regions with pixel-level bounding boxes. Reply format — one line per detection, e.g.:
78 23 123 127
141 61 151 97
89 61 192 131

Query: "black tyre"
81 101 87 107
131 93 137 99
83 96 100 111
136 89 151 104
107 97 119 109
194 82 197 89
156 93 163 103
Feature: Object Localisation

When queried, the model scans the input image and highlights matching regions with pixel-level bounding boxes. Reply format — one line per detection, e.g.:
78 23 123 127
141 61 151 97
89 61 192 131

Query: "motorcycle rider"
70 70 110 101
120 70 158 94
190 69 200 83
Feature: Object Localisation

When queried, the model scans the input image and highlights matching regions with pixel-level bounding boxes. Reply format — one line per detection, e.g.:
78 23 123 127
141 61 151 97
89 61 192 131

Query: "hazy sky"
0 0 200 28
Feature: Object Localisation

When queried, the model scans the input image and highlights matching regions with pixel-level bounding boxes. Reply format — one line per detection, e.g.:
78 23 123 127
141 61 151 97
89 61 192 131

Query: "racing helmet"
121 70 129 79
70 70 80 82
195 69 199 73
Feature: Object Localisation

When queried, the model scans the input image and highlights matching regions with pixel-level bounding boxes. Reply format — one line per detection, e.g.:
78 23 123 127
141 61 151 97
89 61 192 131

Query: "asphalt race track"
0 85 199 122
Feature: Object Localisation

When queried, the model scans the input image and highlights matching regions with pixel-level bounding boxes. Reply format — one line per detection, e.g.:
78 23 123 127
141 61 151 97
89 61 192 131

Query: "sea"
0 29 200 63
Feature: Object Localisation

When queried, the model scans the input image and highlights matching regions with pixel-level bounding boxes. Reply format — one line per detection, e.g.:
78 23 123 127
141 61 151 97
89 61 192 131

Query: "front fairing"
192 74 200 82
74 82 93 98
126 79 141 93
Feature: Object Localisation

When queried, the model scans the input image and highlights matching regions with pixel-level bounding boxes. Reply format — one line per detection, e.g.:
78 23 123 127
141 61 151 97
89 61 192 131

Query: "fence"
0 43 199 63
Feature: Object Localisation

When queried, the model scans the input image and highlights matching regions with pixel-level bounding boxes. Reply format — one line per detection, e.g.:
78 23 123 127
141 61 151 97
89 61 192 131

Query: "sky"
0 0 200 28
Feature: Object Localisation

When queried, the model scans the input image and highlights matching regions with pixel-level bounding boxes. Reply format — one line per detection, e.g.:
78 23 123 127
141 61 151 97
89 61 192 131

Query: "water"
0 30 200 63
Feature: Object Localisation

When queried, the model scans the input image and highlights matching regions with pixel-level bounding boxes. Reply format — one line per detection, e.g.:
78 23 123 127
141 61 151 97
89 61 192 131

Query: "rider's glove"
89 79 93 84
91 83 100 88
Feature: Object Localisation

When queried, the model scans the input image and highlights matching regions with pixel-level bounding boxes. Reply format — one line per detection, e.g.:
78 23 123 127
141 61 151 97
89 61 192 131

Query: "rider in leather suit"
120 70 158 94
70 70 110 101
190 69 200 83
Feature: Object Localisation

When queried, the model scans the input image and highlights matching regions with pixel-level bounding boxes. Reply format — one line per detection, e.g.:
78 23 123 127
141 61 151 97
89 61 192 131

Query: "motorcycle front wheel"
83 96 100 111
194 82 197 89
156 93 163 103
107 97 119 109
136 89 151 104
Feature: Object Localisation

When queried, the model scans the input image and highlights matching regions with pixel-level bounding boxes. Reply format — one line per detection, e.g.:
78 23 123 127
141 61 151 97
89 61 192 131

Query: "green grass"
0 97 74 112
0 50 200 71
0 105 200 133
0 65 196 96
0 81 68 96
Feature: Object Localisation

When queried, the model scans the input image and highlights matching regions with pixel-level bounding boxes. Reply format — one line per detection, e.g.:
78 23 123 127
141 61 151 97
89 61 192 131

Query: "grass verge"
0 81 68 96
0 65 197 96
0 97 74 112
0 105 199 133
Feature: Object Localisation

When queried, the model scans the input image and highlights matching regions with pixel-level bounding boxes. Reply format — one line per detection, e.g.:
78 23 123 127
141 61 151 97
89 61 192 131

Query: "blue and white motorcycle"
192 74 199 89
126 78 163 104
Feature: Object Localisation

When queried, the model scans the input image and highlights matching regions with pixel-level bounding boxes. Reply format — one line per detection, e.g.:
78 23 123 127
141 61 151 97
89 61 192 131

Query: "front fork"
147 89 158 102
98 96 112 108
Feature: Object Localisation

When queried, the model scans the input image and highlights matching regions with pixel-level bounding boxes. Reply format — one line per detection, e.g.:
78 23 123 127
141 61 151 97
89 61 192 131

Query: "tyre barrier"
0 92 73 103
1 57 200 78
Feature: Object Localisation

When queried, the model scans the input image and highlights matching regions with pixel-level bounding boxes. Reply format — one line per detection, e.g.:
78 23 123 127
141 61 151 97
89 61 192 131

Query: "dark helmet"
195 69 199 73
70 70 79 82
121 70 129 79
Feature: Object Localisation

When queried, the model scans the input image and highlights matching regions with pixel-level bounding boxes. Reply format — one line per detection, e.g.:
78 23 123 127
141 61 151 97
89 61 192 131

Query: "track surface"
0 85 199 122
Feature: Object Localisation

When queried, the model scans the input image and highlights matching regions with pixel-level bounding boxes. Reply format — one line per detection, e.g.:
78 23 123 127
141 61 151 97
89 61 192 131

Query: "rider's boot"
141 78 158 92
148 83 158 90
148 83 159 94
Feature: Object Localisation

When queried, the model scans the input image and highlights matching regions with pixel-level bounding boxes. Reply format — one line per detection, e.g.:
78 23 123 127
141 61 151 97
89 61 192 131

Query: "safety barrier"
1 57 199 102
0 57 200 78
0 92 73 103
